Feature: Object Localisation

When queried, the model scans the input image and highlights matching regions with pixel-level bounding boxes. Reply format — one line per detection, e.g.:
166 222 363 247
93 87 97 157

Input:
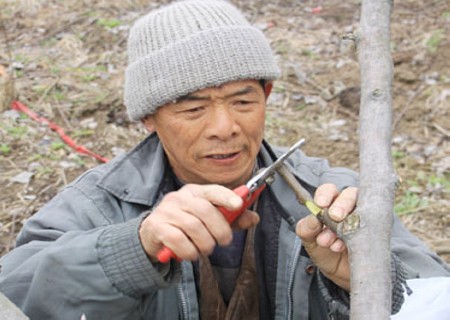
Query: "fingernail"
329 207 345 220
228 196 242 208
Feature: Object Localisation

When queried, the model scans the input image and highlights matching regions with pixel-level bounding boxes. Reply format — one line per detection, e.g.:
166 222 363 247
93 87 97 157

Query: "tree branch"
343 0 396 318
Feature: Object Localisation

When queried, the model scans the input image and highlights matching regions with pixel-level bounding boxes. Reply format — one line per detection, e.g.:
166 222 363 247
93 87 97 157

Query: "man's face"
143 80 270 189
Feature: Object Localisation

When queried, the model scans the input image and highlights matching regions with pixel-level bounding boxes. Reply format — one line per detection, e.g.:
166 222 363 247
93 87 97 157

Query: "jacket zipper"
178 282 189 320
287 237 301 320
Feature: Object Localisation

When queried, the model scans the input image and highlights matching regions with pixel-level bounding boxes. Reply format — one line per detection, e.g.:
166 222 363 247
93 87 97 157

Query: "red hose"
11 100 109 163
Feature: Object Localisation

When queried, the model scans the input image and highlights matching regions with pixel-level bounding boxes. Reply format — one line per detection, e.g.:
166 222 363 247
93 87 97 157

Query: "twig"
52 100 74 131
31 15 88 45
0 220 16 233
304 77 324 93
432 123 450 137
58 168 68 186
5 157 21 171
336 105 359 121
0 11 14 73
282 92 290 109
0 7 16 108
436 247 450 255
397 204 432 217
6 207 18 253
432 239 450 255
35 78 58 107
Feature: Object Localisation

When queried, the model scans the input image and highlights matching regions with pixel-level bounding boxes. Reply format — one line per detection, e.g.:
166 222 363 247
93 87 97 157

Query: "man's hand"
296 183 358 291
139 184 260 262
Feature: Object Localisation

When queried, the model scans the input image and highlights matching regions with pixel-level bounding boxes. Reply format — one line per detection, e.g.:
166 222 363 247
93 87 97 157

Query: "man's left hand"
295 183 358 291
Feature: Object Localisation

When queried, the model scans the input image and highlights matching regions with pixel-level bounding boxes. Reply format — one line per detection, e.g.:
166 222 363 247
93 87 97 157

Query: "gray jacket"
0 134 448 320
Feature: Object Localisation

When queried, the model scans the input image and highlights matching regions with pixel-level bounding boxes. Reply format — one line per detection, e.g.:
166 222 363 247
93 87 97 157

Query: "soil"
0 0 449 263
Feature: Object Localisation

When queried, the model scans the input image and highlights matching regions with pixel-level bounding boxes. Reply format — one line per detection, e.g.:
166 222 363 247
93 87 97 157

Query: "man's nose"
205 106 240 140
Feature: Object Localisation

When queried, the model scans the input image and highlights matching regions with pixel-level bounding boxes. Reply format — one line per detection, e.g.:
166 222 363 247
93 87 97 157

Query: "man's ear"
142 115 156 133
264 81 273 100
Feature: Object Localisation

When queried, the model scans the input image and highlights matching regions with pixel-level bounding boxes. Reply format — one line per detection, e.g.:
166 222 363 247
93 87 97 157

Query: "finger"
183 184 243 211
139 210 207 261
316 228 347 252
171 213 217 253
329 239 347 253
180 185 242 245
161 219 217 260
314 183 339 208
143 205 219 260
157 225 203 261
316 228 337 247
140 187 232 259
231 209 260 230
328 187 358 221
296 215 322 243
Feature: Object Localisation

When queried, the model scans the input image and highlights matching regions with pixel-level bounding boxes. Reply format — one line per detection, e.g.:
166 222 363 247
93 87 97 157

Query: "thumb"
296 215 322 244
231 210 260 230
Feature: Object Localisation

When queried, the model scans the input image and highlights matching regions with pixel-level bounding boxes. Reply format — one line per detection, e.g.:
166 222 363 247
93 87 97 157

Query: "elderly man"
0 1 448 319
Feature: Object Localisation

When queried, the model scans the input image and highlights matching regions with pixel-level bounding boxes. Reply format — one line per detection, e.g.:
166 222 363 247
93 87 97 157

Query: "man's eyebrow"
175 86 258 103
224 86 258 99
176 93 210 102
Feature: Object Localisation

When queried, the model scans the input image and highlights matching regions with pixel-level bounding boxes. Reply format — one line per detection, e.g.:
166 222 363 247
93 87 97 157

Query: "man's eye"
236 100 252 105
184 106 205 113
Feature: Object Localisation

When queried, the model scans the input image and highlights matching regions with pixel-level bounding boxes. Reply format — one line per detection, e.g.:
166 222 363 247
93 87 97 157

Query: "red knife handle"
157 247 179 264
218 184 265 224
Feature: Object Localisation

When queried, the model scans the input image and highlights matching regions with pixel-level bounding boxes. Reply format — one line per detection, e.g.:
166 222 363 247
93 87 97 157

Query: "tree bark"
344 0 395 319
0 292 29 320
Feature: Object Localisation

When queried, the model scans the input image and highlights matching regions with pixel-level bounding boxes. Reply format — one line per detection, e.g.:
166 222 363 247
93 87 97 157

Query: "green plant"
72 155 86 166
52 89 66 101
72 129 94 138
49 65 61 75
6 125 28 138
0 144 11 155
51 141 66 151
301 49 316 59
14 69 24 78
14 53 29 64
395 190 429 216
93 93 108 104
427 174 450 191
394 171 448 216
97 18 122 29
81 74 97 82
36 166 54 178
32 84 48 94
426 29 444 54
27 153 43 162
294 103 306 111
272 84 286 93
391 150 406 159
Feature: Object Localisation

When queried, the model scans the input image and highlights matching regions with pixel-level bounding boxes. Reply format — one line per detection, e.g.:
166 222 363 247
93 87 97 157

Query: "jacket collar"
97 133 168 207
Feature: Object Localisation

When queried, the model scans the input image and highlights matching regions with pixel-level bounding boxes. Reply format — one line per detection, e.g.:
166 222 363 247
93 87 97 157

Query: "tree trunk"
0 292 29 320
344 0 395 319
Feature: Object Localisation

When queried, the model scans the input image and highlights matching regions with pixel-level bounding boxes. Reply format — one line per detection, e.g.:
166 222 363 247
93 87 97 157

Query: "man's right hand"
139 184 260 262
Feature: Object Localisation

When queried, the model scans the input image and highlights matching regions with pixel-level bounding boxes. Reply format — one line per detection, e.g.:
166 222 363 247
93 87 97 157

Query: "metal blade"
247 138 306 191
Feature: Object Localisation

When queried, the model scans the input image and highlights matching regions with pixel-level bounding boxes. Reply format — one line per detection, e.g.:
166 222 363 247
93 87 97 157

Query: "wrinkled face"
142 80 271 189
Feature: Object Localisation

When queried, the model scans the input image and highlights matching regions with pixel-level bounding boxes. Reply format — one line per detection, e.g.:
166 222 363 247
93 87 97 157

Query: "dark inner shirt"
209 229 246 304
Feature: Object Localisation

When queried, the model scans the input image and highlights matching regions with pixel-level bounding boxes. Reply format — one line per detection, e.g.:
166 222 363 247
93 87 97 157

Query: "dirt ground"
0 0 449 264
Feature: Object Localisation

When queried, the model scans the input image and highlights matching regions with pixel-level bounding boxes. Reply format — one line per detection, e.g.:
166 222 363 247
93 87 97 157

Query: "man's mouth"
207 152 239 160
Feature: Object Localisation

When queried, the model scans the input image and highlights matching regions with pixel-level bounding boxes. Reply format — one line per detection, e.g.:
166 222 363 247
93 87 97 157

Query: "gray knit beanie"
124 0 280 121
